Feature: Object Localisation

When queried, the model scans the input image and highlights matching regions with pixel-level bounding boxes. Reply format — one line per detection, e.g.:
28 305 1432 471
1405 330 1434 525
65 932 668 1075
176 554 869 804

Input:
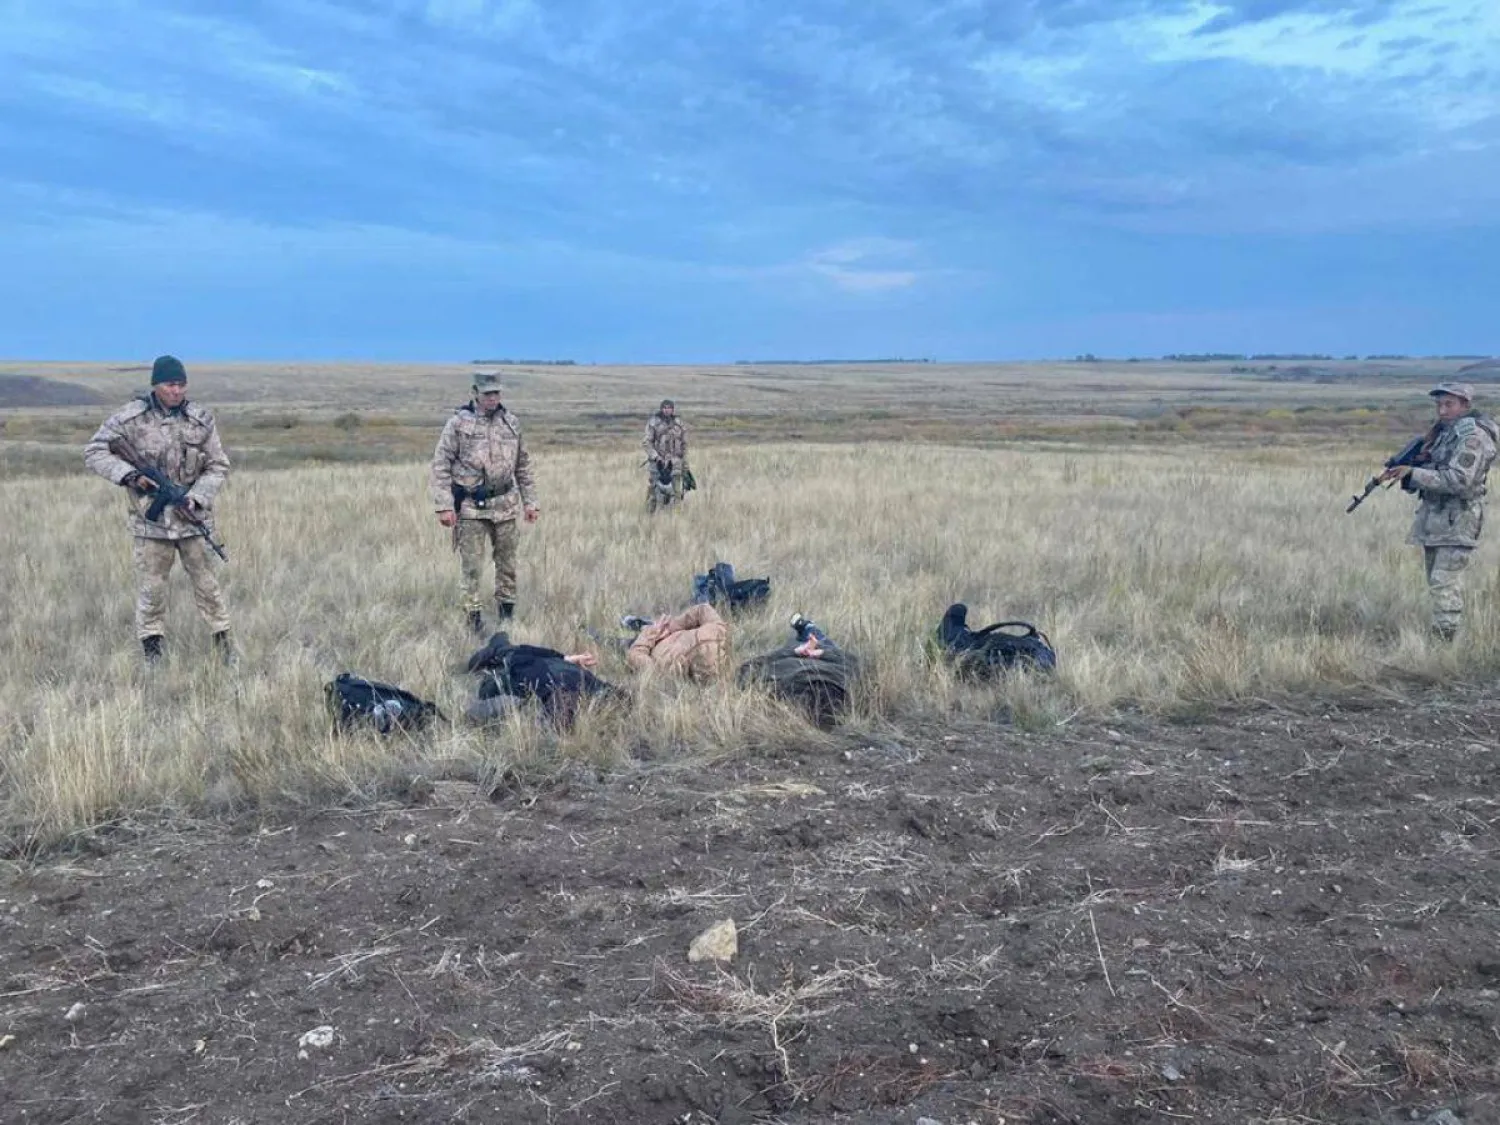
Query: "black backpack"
694 562 771 613
325 673 445 734
937 604 1057 677
738 649 855 729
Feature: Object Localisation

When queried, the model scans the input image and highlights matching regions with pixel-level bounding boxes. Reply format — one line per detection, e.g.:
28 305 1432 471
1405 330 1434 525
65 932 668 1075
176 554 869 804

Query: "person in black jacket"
463 632 621 725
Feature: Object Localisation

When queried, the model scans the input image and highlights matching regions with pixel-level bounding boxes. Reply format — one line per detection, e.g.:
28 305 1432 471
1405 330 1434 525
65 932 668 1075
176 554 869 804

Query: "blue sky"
1 0 1495 361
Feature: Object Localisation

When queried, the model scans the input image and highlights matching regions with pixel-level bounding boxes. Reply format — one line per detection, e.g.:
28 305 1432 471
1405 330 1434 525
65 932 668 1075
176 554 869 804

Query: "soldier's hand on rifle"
437 510 458 528
125 471 157 492
1379 465 1414 483
523 504 540 524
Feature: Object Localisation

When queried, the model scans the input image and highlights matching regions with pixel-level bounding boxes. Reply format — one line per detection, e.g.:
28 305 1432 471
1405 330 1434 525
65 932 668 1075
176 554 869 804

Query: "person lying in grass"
621 604 730 680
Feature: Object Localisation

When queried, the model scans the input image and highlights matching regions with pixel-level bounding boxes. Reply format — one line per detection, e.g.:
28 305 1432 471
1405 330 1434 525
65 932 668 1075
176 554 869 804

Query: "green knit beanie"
151 355 187 385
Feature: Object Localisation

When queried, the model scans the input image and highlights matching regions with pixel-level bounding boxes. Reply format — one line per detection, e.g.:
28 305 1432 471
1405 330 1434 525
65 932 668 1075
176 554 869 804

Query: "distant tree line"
1162 353 1339 362
1158 353 1492 363
470 359 577 366
733 358 933 365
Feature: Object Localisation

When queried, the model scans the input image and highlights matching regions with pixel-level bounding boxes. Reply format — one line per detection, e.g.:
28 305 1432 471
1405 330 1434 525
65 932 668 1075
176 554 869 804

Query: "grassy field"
0 359 1496 849
0 356 1476 474
1 382 1497 850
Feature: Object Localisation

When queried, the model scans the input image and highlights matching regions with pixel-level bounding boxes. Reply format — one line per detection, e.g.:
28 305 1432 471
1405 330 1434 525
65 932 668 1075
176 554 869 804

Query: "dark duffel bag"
326 673 444 734
937 604 1057 676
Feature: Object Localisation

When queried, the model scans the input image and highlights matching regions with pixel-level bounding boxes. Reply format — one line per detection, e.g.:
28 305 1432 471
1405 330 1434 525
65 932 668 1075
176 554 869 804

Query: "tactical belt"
453 479 515 510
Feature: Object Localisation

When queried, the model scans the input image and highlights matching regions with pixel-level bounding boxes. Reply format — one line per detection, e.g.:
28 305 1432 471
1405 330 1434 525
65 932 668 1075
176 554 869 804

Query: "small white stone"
298 1025 336 1050
688 919 738 964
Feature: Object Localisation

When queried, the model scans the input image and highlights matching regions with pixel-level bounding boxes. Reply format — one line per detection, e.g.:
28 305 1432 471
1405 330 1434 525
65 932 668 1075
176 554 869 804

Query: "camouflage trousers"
456 518 519 612
133 536 231 640
1423 546 1472 639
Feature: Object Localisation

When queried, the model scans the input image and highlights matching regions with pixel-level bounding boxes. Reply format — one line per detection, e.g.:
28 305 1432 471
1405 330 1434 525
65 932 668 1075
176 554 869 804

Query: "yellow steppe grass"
2 441 1494 850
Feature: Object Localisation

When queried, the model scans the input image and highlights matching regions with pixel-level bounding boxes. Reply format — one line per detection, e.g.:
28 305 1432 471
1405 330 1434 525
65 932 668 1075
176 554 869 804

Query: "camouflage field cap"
472 370 503 394
1430 381 1475 402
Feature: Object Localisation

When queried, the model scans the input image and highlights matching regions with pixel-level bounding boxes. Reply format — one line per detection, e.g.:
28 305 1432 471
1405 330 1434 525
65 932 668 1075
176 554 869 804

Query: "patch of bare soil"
3 687 1498 1125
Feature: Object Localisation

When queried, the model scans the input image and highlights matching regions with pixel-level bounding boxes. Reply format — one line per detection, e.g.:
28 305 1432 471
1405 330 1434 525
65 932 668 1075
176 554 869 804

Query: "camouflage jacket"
1406 412 1499 548
643 414 688 466
83 393 230 540
429 402 537 522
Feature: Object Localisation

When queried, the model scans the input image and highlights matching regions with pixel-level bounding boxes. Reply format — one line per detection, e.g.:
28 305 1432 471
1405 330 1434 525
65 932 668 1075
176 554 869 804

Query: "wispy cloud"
0 0 1495 357
807 239 925 292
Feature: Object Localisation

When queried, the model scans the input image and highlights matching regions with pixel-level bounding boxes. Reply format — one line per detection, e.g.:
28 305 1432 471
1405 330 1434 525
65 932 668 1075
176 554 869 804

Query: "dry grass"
2 361 1498 850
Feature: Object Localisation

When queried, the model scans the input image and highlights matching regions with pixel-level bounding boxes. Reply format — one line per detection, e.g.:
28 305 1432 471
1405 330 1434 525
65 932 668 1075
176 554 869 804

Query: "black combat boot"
141 635 165 664
497 601 515 623
466 610 485 637
212 630 238 666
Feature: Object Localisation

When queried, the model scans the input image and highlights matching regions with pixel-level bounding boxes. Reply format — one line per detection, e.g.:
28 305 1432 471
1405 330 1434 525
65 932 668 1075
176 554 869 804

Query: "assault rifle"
1345 433 1431 514
108 439 229 561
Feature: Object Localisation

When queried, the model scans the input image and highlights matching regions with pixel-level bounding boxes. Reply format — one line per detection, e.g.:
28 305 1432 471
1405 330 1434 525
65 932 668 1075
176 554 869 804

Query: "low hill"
0 374 108 408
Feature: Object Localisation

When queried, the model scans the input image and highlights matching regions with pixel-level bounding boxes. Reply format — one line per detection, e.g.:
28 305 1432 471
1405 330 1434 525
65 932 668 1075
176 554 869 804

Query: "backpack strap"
973 621 1043 639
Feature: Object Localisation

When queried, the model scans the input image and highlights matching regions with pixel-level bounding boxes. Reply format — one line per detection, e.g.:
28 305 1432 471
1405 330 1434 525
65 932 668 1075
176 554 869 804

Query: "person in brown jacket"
625 604 730 680
429 370 540 635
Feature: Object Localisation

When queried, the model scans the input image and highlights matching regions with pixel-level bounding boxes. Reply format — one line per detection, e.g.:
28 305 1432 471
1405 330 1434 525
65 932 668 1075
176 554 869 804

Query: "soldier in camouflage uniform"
83 355 233 663
1380 382 1499 640
642 398 688 512
430 371 540 635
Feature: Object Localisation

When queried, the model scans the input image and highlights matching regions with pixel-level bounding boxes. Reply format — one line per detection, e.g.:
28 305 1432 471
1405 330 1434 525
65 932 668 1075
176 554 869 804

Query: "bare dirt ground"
3 685 1498 1125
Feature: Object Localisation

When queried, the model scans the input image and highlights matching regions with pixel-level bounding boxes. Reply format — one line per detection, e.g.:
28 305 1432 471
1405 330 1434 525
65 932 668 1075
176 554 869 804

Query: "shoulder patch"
1459 451 1478 469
